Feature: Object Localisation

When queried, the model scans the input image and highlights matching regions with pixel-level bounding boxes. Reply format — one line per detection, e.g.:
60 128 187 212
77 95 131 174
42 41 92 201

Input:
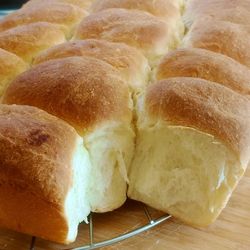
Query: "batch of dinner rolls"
0 0 249 245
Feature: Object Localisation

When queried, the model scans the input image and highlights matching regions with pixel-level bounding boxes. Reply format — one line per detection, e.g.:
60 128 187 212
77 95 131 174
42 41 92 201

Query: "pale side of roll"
156 48 250 95
128 77 250 227
0 104 91 244
3 56 134 213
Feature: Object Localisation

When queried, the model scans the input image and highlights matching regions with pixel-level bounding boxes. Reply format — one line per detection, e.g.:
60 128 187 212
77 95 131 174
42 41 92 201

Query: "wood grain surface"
0 167 249 250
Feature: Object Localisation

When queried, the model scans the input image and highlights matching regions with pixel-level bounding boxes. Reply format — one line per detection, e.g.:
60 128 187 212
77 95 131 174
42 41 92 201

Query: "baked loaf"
74 8 184 64
91 0 181 19
156 48 250 95
23 0 95 10
0 0 250 245
3 56 134 213
0 22 66 63
0 49 28 97
128 78 250 226
0 104 91 243
182 17 250 68
33 39 150 93
0 2 88 37
184 0 250 27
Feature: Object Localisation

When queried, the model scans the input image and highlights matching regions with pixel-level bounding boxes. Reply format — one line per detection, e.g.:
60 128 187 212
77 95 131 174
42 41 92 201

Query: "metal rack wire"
29 205 171 250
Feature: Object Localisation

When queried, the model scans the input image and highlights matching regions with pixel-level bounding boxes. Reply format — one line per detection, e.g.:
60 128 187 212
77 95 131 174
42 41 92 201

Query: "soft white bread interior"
74 8 184 65
0 104 91 244
0 2 88 37
156 48 250 95
0 49 28 97
128 77 250 227
184 0 250 27
0 22 66 63
182 17 250 68
33 39 150 94
3 56 134 213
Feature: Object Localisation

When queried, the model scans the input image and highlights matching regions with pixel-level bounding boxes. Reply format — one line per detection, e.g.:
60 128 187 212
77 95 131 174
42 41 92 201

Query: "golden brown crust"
33 39 150 91
183 18 250 68
3 57 131 135
0 2 88 34
146 78 250 165
184 0 250 26
0 104 80 243
74 8 174 60
156 48 250 95
23 0 94 9
0 49 28 96
91 0 179 19
0 22 66 63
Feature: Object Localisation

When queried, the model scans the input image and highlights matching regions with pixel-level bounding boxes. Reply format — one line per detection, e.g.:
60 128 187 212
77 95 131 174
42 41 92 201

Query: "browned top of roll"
184 0 250 26
145 77 250 165
3 57 131 135
156 48 250 95
74 8 173 60
0 22 66 63
0 49 28 95
0 2 88 34
34 39 150 91
183 18 250 68
0 104 80 206
91 0 179 19
23 0 93 9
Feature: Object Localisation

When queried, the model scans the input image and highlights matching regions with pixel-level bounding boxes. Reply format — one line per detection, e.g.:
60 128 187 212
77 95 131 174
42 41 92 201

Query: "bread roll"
34 39 150 93
128 77 250 227
23 0 94 10
0 2 88 37
0 49 28 97
3 56 134 212
0 22 66 63
156 48 250 95
184 0 250 27
0 104 91 244
182 18 250 68
91 0 180 19
74 8 184 64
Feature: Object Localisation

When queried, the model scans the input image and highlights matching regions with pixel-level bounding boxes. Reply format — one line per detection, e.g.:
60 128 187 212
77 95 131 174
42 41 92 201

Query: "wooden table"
0 167 250 250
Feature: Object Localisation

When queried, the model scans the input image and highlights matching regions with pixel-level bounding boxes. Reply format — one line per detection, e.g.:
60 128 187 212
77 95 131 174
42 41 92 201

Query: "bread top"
23 0 93 9
0 22 66 63
184 1 250 27
74 8 174 61
0 49 28 96
34 39 150 91
144 77 250 166
0 2 88 34
156 48 250 95
183 18 250 68
3 56 132 135
0 104 80 207
91 0 180 19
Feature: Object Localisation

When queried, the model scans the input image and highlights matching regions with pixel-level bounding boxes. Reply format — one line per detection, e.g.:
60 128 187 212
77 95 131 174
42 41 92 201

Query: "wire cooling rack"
29 203 171 250
0 9 171 250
